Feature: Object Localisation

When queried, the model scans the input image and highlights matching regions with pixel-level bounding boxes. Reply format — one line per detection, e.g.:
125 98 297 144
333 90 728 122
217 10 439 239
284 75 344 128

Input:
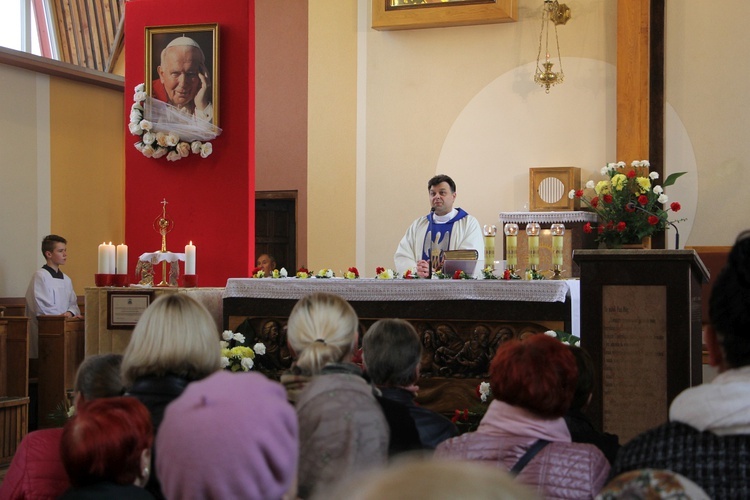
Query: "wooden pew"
0 315 30 467
37 316 85 428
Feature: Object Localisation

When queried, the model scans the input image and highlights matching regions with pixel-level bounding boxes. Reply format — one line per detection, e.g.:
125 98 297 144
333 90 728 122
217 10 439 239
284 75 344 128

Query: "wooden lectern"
573 249 709 443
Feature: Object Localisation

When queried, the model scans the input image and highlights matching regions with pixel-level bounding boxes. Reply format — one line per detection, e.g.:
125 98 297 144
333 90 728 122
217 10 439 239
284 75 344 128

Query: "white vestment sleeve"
394 217 429 274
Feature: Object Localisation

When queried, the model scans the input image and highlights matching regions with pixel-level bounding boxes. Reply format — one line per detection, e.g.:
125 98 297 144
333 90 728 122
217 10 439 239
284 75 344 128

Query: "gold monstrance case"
153 199 176 286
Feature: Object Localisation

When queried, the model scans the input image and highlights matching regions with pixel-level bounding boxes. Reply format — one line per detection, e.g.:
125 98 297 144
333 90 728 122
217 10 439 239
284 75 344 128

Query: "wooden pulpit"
573 249 709 443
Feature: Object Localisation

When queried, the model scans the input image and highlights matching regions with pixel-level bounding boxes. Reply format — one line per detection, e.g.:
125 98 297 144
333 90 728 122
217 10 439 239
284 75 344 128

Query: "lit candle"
185 241 196 275
106 243 116 274
526 223 540 266
116 244 128 275
97 242 108 274
551 223 565 266
504 223 519 267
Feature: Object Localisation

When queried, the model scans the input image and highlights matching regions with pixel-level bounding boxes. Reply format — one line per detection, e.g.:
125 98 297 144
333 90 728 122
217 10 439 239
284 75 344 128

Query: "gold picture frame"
145 23 219 125
372 0 517 31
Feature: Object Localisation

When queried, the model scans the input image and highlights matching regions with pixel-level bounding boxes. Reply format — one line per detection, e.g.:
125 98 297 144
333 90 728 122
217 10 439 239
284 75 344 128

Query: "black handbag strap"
509 439 551 476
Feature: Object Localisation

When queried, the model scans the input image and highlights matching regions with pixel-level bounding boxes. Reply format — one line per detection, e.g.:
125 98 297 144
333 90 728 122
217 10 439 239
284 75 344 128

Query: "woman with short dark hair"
435 334 610 499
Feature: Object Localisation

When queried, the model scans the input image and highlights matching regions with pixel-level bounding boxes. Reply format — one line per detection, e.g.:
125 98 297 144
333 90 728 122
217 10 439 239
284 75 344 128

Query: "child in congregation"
0 353 125 500
435 334 610 499
58 397 154 499
121 293 221 499
24 234 82 359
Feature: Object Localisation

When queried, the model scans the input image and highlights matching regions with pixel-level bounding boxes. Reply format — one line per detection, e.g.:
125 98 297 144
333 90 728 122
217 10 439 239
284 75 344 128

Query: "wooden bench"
0 314 30 467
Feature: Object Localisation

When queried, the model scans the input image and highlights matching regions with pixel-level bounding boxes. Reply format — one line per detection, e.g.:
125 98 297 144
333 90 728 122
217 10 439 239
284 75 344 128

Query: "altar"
224 278 580 414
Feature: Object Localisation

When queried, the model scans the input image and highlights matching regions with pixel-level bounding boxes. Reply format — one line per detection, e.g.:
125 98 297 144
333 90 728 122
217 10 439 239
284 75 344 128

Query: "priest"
394 174 483 278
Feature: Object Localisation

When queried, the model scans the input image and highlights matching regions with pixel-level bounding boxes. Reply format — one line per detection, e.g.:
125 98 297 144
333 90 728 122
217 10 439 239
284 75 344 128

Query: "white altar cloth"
224 278 580 338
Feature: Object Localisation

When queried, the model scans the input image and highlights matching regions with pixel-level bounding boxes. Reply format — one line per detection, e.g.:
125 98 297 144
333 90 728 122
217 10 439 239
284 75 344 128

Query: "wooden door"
255 192 297 272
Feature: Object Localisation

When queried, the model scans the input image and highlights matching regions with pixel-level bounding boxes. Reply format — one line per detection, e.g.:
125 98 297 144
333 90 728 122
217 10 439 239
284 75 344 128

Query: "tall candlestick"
185 241 196 275
504 223 519 268
106 243 116 275
116 244 128 275
551 223 565 267
526 223 540 267
98 242 108 274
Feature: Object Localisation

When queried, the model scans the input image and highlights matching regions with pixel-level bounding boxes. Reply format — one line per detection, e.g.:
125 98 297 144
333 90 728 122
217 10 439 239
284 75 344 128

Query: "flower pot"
621 236 652 249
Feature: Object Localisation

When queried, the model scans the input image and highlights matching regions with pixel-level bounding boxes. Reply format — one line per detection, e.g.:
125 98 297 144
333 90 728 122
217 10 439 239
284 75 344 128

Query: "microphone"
429 207 437 274
626 202 680 249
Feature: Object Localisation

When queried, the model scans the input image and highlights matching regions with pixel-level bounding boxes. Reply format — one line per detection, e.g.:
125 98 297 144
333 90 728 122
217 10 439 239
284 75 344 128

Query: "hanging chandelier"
534 0 571 94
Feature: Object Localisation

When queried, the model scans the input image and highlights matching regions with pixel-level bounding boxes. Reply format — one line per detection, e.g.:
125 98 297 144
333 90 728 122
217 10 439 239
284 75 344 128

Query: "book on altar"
442 249 483 277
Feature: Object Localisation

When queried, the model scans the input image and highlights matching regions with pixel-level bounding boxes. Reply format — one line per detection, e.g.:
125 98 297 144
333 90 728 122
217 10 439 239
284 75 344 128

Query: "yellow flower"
636 177 651 193
221 348 231 358
595 180 611 195
611 174 628 191
272 269 280 278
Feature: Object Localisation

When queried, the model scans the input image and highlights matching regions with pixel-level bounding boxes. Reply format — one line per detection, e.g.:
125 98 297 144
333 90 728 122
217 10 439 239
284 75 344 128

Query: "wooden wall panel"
50 0 123 71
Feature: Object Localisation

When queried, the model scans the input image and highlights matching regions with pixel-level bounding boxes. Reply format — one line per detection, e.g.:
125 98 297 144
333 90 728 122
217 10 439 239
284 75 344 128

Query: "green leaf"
663 171 687 187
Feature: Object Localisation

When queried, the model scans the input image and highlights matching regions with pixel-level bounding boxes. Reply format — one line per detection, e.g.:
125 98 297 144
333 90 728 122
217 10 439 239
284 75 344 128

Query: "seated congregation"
3 229 750 499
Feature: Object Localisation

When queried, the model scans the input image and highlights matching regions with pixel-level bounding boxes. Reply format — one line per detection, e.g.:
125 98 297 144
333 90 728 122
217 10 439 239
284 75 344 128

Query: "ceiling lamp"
534 0 571 94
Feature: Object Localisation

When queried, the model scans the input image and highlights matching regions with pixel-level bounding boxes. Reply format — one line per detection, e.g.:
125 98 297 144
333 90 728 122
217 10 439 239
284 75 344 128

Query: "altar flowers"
220 330 266 372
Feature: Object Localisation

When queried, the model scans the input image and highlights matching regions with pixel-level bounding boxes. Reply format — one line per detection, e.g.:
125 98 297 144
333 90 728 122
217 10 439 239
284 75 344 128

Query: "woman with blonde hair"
285 293 390 498
121 293 220 498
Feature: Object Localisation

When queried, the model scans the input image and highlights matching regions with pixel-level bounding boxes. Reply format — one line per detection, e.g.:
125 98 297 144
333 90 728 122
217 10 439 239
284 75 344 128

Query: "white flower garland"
129 83 214 161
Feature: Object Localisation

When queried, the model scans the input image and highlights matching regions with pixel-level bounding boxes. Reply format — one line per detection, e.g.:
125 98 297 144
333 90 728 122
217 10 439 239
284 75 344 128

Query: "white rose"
130 109 142 123
585 180 595 189
222 330 234 341
176 142 190 157
129 122 143 135
642 160 650 167
220 357 230 369
165 133 180 147
568 189 576 199
142 132 156 145
631 160 640 168
134 142 144 153
280 268 288 277
233 332 246 344
139 120 153 131
156 132 168 147
574 340 581 347
133 91 147 102
658 194 668 204
653 185 663 195
200 142 213 158
131 102 143 113
134 83 145 92
141 145 155 158
241 357 254 371
544 330 557 338
649 171 659 180
152 147 168 159
191 141 202 154
219 340 228 349
616 161 626 168
253 343 266 355
166 150 182 162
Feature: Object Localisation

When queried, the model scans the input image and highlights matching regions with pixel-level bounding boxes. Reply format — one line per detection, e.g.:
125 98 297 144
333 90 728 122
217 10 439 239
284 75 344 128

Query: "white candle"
106 243 116 274
185 241 196 275
97 242 108 274
116 244 128 275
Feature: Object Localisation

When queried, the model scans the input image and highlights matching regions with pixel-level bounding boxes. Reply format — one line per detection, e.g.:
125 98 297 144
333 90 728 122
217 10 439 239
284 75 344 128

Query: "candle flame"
189 240 193 245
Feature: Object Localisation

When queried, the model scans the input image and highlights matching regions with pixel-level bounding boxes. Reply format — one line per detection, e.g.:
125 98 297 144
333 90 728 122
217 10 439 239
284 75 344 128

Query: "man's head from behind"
362 319 422 387
158 36 205 108
427 174 457 216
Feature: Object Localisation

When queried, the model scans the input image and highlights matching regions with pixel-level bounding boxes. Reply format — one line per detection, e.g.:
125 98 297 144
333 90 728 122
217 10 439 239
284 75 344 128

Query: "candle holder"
550 223 565 280
483 224 497 266
94 273 115 287
526 222 541 273
113 274 129 287
503 223 521 278
183 274 198 288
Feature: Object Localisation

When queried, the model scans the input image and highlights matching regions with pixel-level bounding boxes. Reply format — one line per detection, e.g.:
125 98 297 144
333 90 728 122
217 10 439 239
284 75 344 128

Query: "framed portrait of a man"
145 24 219 125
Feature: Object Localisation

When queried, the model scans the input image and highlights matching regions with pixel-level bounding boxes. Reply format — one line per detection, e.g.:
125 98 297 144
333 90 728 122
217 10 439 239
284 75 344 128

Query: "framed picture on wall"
145 23 219 125
372 0 517 30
